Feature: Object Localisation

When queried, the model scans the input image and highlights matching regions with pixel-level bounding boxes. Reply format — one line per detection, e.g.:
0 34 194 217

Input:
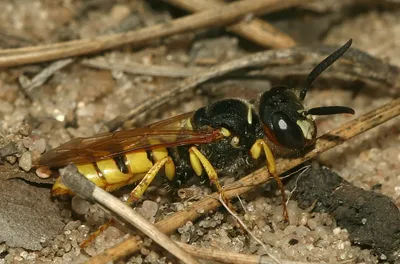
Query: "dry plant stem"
219 194 280 264
89 98 400 264
81 59 205 77
91 188 200 264
163 0 297 48
19 58 74 100
176 242 320 264
0 0 310 67
60 165 200 264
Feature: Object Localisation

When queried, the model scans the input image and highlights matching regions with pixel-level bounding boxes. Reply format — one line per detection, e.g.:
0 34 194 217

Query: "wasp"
37 39 355 221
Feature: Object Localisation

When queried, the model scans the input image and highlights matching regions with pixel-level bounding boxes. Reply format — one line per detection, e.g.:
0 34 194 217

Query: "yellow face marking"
125 151 153 174
190 150 203 176
296 119 315 140
96 159 129 184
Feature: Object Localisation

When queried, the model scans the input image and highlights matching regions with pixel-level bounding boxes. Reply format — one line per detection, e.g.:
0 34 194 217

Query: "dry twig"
88 97 400 263
60 164 200 264
218 193 280 264
18 58 74 100
163 0 297 48
0 0 310 67
81 58 205 77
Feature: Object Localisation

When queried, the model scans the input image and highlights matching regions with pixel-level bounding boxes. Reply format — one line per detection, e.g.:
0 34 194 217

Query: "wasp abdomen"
51 149 176 195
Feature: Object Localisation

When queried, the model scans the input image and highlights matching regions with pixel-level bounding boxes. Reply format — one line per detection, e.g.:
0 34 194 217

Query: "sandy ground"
0 1 399 264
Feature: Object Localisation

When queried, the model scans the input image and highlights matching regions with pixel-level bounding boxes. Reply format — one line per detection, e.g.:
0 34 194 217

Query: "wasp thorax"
259 86 317 150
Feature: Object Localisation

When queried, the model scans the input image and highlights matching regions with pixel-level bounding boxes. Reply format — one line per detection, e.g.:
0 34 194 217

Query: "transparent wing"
38 112 220 167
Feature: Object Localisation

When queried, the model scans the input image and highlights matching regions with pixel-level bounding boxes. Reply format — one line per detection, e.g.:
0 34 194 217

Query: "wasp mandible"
38 39 355 220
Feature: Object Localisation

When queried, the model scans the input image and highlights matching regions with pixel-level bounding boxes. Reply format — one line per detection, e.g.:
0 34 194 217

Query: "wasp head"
259 39 355 150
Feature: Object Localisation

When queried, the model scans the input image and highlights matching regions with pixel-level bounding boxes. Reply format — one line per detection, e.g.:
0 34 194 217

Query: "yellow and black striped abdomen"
51 147 176 196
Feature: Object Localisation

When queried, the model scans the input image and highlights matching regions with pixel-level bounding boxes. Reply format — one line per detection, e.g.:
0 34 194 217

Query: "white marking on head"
278 119 288 130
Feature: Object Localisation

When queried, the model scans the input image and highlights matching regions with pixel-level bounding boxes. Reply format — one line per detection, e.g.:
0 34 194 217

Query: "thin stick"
0 0 310 67
60 165 200 264
19 58 74 100
176 242 320 264
88 97 400 264
163 0 297 48
81 59 205 77
219 193 280 264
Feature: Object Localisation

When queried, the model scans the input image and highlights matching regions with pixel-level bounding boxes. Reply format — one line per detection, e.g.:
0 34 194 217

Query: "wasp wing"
38 112 219 167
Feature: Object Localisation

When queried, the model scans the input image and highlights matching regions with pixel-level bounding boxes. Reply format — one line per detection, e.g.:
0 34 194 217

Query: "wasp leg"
189 147 233 209
127 156 173 205
80 156 174 248
250 139 289 221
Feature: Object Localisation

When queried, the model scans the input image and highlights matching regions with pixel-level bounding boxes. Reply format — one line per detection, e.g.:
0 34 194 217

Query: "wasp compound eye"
271 112 305 149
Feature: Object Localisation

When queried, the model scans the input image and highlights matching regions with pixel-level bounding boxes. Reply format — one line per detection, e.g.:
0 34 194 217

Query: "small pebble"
6 155 17 164
19 151 32 171
32 137 46 153
307 218 318 230
284 225 297 235
333 227 342 236
145 251 160 264
22 137 33 149
104 226 122 241
19 251 28 259
36 167 52 178
61 209 72 218
140 247 150 255
110 5 131 24
0 100 14 113
139 200 158 219
71 196 91 215
64 220 81 231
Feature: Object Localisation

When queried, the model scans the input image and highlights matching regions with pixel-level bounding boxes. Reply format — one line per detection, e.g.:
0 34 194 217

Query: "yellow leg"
127 156 173 205
80 156 174 248
189 147 232 208
251 139 289 221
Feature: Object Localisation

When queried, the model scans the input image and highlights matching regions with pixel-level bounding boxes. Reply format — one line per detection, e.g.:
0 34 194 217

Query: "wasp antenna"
306 106 355 116
299 39 353 101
